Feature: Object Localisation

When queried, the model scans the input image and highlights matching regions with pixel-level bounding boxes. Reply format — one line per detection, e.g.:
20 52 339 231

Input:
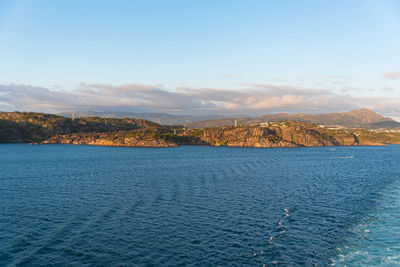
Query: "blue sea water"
0 144 399 266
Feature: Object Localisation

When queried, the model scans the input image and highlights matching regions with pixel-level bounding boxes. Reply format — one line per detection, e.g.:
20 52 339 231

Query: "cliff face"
43 131 178 147
180 122 362 147
42 123 400 148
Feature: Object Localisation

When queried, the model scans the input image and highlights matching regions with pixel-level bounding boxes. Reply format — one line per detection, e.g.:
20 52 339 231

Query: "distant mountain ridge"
187 109 399 128
58 109 400 129
58 111 230 125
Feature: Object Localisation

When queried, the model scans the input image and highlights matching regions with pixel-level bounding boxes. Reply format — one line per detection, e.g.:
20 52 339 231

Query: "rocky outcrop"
180 122 363 147
43 131 178 147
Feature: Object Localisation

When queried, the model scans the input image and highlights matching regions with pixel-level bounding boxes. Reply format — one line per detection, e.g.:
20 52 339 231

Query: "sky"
0 0 400 118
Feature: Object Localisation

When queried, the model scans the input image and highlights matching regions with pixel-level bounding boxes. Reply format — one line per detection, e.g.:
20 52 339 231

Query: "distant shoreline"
3 142 388 148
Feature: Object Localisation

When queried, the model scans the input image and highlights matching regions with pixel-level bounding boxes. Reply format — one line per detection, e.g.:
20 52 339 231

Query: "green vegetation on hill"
0 112 162 143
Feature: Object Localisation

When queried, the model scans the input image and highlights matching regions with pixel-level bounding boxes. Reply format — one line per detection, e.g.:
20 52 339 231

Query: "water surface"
0 144 399 266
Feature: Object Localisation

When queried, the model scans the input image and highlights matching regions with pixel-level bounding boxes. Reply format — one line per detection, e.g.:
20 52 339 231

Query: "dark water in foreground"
1 144 399 266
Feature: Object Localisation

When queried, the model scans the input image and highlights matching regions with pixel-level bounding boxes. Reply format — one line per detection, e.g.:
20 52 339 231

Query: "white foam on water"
331 180 400 266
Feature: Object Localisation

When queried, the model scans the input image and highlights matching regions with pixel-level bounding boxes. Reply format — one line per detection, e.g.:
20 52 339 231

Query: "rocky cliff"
43 130 178 147
179 122 395 147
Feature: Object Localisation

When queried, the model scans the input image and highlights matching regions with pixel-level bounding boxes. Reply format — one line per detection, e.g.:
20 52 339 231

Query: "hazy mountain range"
58 111 233 125
60 109 400 129
187 109 400 129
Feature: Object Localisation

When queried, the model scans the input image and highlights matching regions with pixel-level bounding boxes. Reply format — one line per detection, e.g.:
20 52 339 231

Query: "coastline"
2 112 400 148
15 141 390 148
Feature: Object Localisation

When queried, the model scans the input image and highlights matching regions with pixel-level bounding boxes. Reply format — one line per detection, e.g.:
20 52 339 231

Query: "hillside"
0 112 163 143
1 112 400 147
178 121 400 147
39 121 400 148
187 109 396 128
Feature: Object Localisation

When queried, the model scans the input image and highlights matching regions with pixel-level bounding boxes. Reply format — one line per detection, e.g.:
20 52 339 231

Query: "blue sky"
0 0 400 117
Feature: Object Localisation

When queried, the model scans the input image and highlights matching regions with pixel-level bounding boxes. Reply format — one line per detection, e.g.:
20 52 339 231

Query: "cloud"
384 70 400 80
383 86 395 92
1 83 400 117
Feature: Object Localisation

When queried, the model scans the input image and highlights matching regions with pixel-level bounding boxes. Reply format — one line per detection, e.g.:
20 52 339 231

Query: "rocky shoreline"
40 122 400 148
2 112 400 148
42 131 178 147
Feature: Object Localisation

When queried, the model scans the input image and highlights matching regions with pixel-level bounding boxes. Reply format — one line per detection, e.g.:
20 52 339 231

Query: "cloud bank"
384 70 400 80
1 83 400 117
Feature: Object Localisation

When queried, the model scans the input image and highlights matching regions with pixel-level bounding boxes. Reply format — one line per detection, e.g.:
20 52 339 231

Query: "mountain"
59 109 397 129
363 120 400 129
58 111 229 125
187 109 396 128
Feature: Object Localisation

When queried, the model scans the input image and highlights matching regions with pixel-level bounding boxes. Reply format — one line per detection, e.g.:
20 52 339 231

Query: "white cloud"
1 83 400 117
384 70 400 80
383 86 394 92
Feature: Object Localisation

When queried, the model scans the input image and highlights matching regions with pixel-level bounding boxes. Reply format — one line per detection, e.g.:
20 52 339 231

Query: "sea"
0 144 399 266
